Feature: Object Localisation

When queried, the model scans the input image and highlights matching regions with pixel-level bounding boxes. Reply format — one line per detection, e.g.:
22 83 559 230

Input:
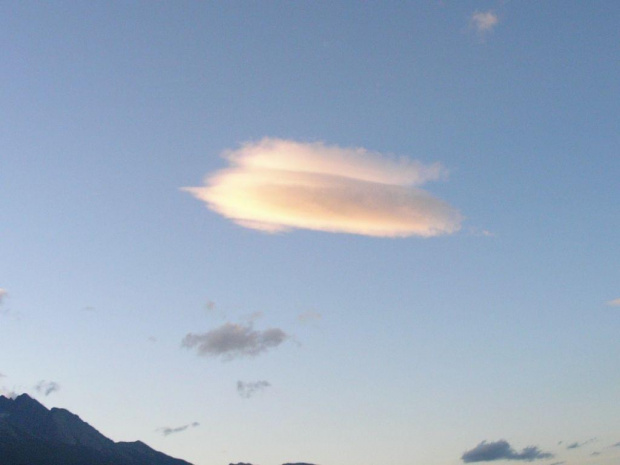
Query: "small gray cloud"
0 289 7 305
34 380 60 396
237 380 271 398
182 322 288 361
297 311 322 324
613 442 620 448
158 422 199 436
549 462 565 465
462 440 553 462
591 452 600 456
282 463 317 465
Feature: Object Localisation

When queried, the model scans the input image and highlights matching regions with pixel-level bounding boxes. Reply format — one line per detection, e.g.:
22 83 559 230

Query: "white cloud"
471 10 499 34
606 298 620 307
184 138 462 238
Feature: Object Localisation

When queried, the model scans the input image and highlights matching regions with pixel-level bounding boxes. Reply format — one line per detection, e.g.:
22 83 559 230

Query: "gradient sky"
1 2 619 465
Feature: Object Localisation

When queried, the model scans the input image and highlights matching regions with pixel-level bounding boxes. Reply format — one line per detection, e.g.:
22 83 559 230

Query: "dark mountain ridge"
0 393 192 465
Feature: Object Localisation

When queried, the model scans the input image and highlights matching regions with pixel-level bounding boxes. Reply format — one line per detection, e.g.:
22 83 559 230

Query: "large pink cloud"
185 138 462 238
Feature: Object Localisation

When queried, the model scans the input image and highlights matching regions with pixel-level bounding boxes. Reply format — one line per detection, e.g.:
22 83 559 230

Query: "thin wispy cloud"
470 10 499 35
35 380 60 396
184 138 462 238
462 440 553 462
242 311 264 322
606 298 620 306
237 380 271 398
297 311 322 324
566 438 596 450
182 322 288 361
158 422 199 436
0 289 20 320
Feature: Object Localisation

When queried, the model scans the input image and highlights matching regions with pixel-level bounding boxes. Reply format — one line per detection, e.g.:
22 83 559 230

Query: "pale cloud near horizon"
0 387 18 399
471 10 499 34
606 298 620 306
184 138 462 238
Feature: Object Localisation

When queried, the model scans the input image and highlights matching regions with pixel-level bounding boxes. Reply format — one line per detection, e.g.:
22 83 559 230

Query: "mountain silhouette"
0 393 192 465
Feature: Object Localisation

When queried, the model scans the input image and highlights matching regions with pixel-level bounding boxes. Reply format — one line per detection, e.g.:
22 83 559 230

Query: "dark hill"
0 393 192 465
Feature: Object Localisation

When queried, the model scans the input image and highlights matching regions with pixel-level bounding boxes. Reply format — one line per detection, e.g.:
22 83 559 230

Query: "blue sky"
1 2 619 465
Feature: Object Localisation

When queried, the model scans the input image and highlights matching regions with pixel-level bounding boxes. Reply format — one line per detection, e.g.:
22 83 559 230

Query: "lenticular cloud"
184 138 462 237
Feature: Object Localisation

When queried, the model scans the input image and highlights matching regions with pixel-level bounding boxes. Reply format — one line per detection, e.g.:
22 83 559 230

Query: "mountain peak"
16 393 48 409
0 395 193 465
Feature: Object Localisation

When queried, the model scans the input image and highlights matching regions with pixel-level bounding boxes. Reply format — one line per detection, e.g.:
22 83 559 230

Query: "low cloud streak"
158 422 199 436
185 138 462 238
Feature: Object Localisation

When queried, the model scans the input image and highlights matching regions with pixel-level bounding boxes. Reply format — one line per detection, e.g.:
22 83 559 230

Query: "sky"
1 1 619 465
